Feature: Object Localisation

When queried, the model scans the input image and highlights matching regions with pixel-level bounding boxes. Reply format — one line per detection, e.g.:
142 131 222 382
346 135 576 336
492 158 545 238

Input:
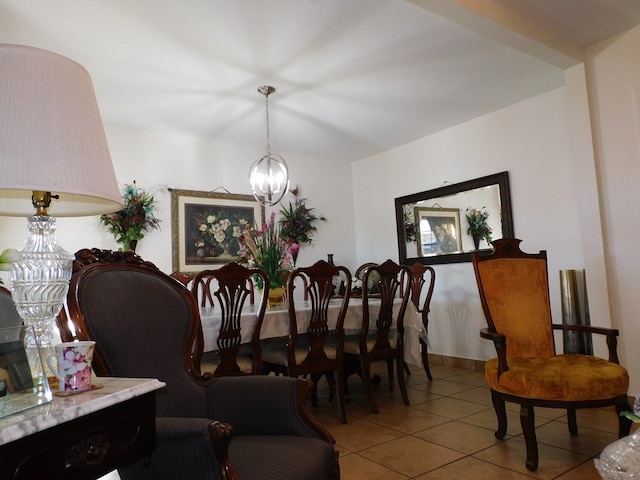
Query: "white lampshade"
0 44 122 216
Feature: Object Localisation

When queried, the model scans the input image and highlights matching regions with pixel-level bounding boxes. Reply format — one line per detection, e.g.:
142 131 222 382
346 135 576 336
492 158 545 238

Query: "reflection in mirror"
395 171 513 265
414 207 462 256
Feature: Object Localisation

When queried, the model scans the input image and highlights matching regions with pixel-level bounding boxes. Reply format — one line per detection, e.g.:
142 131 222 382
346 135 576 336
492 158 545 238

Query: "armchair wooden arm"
208 421 238 480
552 323 621 363
480 327 508 376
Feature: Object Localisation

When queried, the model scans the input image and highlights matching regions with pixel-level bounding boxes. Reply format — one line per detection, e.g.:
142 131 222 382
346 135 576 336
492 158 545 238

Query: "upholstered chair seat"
485 355 628 401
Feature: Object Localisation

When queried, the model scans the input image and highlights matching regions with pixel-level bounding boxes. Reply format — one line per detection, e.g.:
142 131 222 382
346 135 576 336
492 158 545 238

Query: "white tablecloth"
200 298 426 367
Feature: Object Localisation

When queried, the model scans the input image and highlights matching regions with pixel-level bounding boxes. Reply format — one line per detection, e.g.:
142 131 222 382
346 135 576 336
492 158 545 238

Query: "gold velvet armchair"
472 238 631 471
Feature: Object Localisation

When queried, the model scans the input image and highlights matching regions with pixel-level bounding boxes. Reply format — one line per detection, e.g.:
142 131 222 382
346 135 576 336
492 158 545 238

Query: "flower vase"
121 239 137 252
268 286 285 307
472 234 481 250
595 429 640 478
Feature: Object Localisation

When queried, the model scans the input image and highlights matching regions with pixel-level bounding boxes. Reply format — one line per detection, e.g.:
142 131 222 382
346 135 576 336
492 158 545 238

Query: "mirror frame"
394 171 514 265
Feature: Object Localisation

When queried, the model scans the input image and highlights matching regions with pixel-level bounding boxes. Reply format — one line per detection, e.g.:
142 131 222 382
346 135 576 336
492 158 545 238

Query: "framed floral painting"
170 189 265 273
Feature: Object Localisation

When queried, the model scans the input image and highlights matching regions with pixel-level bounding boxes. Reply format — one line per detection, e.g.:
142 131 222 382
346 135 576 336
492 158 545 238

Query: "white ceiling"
2 0 640 161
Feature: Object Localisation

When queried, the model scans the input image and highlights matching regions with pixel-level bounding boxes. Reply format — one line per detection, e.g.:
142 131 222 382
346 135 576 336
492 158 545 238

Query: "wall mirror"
394 171 514 265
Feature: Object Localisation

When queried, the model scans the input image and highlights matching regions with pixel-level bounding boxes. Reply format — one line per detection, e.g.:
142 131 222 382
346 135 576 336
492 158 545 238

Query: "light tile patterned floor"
308 364 628 480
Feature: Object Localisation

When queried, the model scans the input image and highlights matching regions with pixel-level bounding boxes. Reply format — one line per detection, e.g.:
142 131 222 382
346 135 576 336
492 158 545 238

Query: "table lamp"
0 44 122 368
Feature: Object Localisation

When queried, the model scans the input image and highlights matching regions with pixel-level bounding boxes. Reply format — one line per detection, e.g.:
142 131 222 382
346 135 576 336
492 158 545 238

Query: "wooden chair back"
190 263 268 376
354 262 380 295
192 270 256 308
360 260 411 356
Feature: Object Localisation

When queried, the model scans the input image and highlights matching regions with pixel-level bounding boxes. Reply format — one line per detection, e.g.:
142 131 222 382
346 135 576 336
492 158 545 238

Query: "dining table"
199 297 427 367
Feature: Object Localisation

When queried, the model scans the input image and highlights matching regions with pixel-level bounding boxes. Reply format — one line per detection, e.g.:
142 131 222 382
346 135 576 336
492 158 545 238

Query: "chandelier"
249 86 289 206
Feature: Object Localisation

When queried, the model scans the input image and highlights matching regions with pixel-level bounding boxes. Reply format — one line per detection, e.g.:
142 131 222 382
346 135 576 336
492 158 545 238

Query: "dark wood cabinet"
0 380 161 480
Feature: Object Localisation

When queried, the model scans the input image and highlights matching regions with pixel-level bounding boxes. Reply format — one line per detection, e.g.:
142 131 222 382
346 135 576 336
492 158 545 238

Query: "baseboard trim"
427 353 485 373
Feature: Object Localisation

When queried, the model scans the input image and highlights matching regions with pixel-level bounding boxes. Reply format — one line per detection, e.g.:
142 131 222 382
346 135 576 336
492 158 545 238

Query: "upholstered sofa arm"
480 327 508 375
205 375 334 442
552 323 621 363
119 417 237 480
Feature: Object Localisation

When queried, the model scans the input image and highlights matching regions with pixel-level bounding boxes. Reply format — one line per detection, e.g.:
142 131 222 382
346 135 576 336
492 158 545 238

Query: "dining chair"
353 262 380 296
472 238 631 471
190 263 269 377
344 259 412 414
57 248 340 480
192 269 257 309
261 260 352 424
400 262 436 380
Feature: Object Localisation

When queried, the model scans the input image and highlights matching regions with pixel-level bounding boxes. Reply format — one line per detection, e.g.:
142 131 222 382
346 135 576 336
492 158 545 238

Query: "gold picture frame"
170 189 265 273
414 207 462 256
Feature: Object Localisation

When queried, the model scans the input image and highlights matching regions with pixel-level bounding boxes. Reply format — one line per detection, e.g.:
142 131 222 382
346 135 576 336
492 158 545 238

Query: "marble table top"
0 377 165 446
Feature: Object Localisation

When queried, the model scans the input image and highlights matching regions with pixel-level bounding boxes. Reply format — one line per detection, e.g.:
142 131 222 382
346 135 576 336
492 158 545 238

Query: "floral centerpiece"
238 211 299 291
99 182 160 252
278 189 326 261
465 207 492 249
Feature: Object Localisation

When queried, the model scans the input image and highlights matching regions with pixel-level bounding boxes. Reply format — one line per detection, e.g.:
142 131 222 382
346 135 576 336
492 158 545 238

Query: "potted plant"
465 207 492 249
99 182 161 252
278 189 326 263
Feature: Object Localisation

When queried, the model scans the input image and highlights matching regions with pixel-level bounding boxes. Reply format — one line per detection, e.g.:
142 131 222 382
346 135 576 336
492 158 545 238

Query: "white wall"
352 88 590 363
586 26 640 394
0 126 358 279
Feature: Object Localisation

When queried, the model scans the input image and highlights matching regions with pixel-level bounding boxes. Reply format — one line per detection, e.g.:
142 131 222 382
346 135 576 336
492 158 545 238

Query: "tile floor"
308 363 632 480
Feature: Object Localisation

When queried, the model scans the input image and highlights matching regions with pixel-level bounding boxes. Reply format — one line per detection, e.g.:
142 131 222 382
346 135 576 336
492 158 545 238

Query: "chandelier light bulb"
249 153 289 206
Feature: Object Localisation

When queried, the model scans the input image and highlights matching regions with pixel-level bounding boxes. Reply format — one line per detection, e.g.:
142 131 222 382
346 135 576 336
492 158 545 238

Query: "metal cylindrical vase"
560 270 582 354
559 269 593 355
576 269 593 355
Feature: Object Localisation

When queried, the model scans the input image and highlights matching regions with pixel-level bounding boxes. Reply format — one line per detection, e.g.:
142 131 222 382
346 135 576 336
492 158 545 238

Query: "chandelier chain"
265 92 271 156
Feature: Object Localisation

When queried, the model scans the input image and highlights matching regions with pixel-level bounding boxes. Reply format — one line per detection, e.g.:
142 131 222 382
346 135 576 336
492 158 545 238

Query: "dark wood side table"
0 377 165 480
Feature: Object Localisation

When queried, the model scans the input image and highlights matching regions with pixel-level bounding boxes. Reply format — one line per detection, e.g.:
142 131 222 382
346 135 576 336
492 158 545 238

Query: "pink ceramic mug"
46 341 96 392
